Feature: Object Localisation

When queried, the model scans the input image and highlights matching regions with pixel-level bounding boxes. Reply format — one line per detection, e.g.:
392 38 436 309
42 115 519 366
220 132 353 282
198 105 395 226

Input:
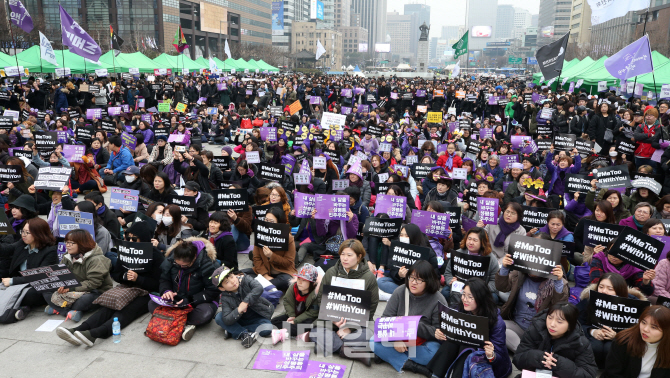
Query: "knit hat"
126 221 154 243
295 263 319 282
221 146 233 156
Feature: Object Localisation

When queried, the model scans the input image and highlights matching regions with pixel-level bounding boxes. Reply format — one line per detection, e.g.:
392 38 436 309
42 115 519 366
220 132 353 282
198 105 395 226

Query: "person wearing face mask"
590 236 656 296
83 191 121 240
152 204 196 254
111 166 151 227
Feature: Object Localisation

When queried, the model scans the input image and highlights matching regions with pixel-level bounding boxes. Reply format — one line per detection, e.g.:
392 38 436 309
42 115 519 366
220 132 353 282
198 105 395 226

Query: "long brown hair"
156 204 184 239
24 218 56 249
616 306 670 368
591 200 616 224
7 157 33 181
460 227 492 256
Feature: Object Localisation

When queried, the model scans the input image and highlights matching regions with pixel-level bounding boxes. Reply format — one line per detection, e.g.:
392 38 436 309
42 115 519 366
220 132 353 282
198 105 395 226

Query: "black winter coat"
602 338 670 378
0 242 58 282
588 113 619 152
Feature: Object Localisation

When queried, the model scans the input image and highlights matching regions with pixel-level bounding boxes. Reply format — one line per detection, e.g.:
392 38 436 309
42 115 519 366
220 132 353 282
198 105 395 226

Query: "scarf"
633 217 644 230
293 284 308 316
210 231 233 245
11 218 23 233
539 224 571 240
97 205 106 215
91 148 100 157
349 177 363 188
445 151 456 170
517 182 526 196
494 216 521 248
593 251 642 279
48 202 63 236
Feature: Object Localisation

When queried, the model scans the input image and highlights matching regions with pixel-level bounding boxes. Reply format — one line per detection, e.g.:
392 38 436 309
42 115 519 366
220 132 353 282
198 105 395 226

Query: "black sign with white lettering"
153 127 169 140
582 219 624 248
34 166 71 191
375 181 410 195
508 234 562 279
252 203 282 219
554 134 577 151
388 241 432 269
616 139 637 156
258 163 285 183
34 131 58 153
362 217 403 238
18 264 80 292
450 252 490 281
0 210 15 235
608 227 664 271
595 165 632 189
657 295 670 309
76 127 93 142
101 120 116 133
588 290 650 331
168 195 196 216
254 219 291 251
318 285 372 324
521 206 556 230
115 240 153 272
561 241 576 258
212 189 249 212
576 138 595 157
444 206 462 227
211 157 231 171
535 139 553 151
0 165 24 183
410 163 433 180
566 173 592 196
11 149 32 159
438 303 489 347
88 85 100 94
0 116 12 130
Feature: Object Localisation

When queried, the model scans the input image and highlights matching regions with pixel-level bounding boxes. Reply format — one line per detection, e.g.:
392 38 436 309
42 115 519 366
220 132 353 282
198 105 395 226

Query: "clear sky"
387 0 541 33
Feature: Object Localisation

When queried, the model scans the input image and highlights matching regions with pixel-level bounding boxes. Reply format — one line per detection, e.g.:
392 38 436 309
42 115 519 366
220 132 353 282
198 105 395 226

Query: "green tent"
256 59 280 72
0 50 37 73
246 59 264 72
533 59 579 84
153 54 206 72
222 58 243 71
16 46 110 74
98 51 158 73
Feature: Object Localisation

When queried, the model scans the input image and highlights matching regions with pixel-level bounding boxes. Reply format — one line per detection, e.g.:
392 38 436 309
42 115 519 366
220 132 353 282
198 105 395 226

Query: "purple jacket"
489 311 513 378
619 216 641 230
564 196 592 218
315 216 359 241
545 152 581 196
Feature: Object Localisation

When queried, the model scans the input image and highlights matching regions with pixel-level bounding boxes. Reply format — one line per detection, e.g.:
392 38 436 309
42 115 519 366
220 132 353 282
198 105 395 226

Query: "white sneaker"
378 289 392 301
182 325 196 341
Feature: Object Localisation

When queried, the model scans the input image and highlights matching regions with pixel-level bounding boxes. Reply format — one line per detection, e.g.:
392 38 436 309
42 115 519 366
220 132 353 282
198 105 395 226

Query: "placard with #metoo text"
438 302 489 347
521 206 556 231
595 165 632 189
109 188 140 212
388 240 432 269
254 219 291 251
553 134 577 151
0 165 23 183
258 163 285 183
114 240 153 272
451 252 491 282
212 189 249 212
168 195 196 216
507 234 562 279
588 290 651 331
582 219 624 248
57 210 95 239
410 163 434 180
566 173 592 196
362 217 403 238
252 203 282 220
411 209 451 238
318 285 371 324
373 194 406 219
18 264 80 293
608 227 664 271
314 194 349 220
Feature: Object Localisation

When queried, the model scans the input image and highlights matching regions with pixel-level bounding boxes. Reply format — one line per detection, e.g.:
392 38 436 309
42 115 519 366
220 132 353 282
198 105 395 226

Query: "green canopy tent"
16 46 110 74
246 59 265 73
223 58 243 72
256 59 280 72
0 50 37 74
532 59 579 84
98 51 158 73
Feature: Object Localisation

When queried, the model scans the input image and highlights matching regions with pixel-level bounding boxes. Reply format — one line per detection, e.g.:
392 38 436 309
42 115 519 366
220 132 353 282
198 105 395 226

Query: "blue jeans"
377 277 399 295
215 310 272 339
369 338 440 372
231 224 250 251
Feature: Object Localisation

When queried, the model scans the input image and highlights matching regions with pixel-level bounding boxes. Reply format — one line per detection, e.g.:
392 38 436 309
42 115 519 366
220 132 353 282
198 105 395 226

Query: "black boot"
339 346 372 367
403 359 432 377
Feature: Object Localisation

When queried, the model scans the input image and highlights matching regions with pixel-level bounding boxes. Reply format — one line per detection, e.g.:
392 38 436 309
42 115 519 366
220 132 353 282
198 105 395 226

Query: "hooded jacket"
159 237 219 306
62 244 114 292
384 284 445 342
105 146 135 174
218 274 275 325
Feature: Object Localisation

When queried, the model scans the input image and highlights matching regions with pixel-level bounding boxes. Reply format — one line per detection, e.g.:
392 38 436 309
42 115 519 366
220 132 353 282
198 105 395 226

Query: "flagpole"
7 17 21 76
632 0 653 99
58 2 66 70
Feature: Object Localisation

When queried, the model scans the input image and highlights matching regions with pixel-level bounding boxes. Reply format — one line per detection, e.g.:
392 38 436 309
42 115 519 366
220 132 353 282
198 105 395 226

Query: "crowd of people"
1 70 670 378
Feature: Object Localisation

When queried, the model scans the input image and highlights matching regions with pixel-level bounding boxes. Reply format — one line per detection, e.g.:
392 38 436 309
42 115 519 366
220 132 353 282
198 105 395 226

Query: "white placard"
95 69 108 77
661 84 670 99
246 151 260 164
129 68 140 74
451 168 468 180
55 68 71 76
182 68 189 75
4 66 23 77
313 156 327 169
597 81 607 92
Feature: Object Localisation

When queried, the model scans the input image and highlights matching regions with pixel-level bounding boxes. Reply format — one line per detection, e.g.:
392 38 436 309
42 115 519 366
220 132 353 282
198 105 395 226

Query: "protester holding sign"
2 157 35 203
429 278 512 378
0 218 58 323
442 227 499 305
477 202 527 261
205 211 238 271
573 200 618 264
585 187 631 223
154 204 197 254
1 194 38 244
57 221 165 346
369 260 444 374
271 264 320 340
513 303 598 378
44 230 113 322
604 305 670 378
529 210 575 243
74 201 113 257
545 147 582 197
590 238 656 296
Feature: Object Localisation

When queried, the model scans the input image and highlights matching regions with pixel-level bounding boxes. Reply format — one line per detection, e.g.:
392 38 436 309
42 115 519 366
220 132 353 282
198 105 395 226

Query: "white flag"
39 31 58 66
209 57 218 72
224 39 232 60
316 39 326 61
587 0 647 25
451 61 460 78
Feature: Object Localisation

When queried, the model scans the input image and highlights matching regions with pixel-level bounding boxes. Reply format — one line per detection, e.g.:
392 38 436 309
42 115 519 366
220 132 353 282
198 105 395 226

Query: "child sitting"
270 264 320 344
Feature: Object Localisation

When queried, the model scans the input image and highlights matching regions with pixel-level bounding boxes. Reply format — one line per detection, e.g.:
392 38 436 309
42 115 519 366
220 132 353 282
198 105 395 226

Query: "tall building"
538 0 571 46
569 0 591 47
339 26 368 54
496 5 515 39
316 0 335 30
387 11 414 57
467 0 498 50
334 0 352 28
291 21 343 68
514 8 532 29
272 0 310 51
441 25 463 41
351 0 387 53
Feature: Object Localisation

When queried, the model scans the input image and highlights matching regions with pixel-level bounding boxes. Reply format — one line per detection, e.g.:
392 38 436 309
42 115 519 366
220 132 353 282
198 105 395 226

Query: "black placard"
366 125 383 138
631 177 662 195
131 212 158 233
0 165 24 183
213 189 249 212
536 124 552 136
566 173 592 196
561 241 576 257
76 127 93 142
508 234 562 279
168 195 196 216
575 138 595 156
101 120 116 132
466 141 481 157
323 149 340 161
588 290 650 331
388 240 432 269
657 295 670 309
362 217 403 238
521 206 555 230
318 285 372 324
0 210 15 235
554 133 577 150
0 92 10 101
88 84 100 94
69 110 80 119
410 163 433 180
252 203 282 219
375 181 410 195
616 139 637 156
450 252 490 281
211 156 231 170
535 139 553 151
595 165 632 189
258 163 285 183
34 131 58 152
34 166 71 191
18 264 80 292
444 206 462 227
21 109 29 120
115 240 153 272
608 227 664 271
0 116 12 130
582 219 624 248
280 120 297 134
438 303 489 347
254 219 291 251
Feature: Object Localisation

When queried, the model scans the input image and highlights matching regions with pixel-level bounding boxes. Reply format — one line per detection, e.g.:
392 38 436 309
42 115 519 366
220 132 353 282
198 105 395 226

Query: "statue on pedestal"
419 22 430 41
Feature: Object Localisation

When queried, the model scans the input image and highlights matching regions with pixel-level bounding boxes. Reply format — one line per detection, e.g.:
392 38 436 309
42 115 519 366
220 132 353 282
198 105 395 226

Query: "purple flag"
9 0 33 33
59 5 102 62
605 35 654 81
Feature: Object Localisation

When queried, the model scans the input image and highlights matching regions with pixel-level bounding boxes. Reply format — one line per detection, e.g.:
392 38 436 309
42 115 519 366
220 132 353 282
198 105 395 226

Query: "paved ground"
0 141 524 378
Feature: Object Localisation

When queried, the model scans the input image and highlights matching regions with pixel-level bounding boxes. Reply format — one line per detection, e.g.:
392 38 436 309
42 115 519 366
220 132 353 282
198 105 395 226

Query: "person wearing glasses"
370 260 445 376
44 229 113 322
476 202 527 261
56 221 165 347
0 218 58 323
620 202 655 232
428 278 512 378
495 233 568 352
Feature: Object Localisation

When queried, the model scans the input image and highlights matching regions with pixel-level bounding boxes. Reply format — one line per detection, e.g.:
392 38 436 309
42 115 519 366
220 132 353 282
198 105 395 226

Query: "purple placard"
285 361 346 378
125 126 133 133
477 197 499 224
253 349 310 372
416 89 426 97
358 105 370 113
499 155 519 169
448 122 459 133
137 98 145 108
354 87 365 95
373 194 406 219
109 187 140 212
294 192 316 218
121 105 130 113
374 315 423 342
462 215 477 232
260 127 277 142
217 83 226 91
121 132 137 150
437 143 448 155
341 88 353 97
488 96 499 105
62 145 85 163
57 242 66 261
168 134 186 143
283 154 297 175
314 194 349 220
521 140 538 154
511 135 532 150
341 107 352 115
480 128 493 139
309 96 321 105
141 113 152 123
502 181 513 192
390 93 399 100
108 106 122 116
531 92 540 103
411 209 450 238
56 131 68 143
652 235 670 261
86 108 101 120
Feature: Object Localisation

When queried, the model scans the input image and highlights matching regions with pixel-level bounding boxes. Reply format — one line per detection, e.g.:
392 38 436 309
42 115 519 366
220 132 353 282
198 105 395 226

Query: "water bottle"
112 317 121 343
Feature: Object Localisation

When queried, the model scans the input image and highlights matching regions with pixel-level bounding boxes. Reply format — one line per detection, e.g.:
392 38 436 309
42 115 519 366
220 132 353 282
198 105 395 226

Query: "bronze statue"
419 22 430 41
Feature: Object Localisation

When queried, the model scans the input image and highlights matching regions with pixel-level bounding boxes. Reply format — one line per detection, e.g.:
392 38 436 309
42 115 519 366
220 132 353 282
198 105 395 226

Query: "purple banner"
341 107 352 115
499 155 519 170
314 194 349 220
86 108 101 120
141 113 152 123
354 87 365 95
253 349 310 372
373 194 406 219
480 128 494 139
9 0 33 33
108 107 122 116
137 98 146 108
511 135 532 150
358 105 369 113
260 127 277 142
309 96 321 105
109 187 139 212
374 315 423 342
62 145 85 163
477 197 499 224
411 209 450 238
285 361 346 378
416 89 426 97
59 5 101 61
341 88 353 97
605 35 654 81
283 154 296 175
56 131 68 143
167 134 186 144
121 132 137 150
531 92 540 103
462 215 477 232
488 96 499 105
294 192 316 218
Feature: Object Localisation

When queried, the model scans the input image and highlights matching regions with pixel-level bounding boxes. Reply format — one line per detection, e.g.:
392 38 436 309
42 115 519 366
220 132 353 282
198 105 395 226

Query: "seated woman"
44 229 113 322
74 201 113 259
604 305 670 378
370 260 445 376
243 207 296 292
513 303 598 378
206 211 237 271
151 237 219 341
577 272 649 368
271 263 320 341
620 202 655 232
56 221 165 346
269 186 292 224
309 239 378 365
0 218 58 323
573 200 617 264
590 238 656 297
151 204 196 254
496 233 569 352
477 202 526 261
145 171 177 205
428 278 512 378
1 194 38 244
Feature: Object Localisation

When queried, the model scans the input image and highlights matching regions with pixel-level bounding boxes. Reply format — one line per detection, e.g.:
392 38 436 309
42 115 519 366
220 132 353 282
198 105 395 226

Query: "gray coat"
218 274 275 326
383 284 445 341
443 248 499 303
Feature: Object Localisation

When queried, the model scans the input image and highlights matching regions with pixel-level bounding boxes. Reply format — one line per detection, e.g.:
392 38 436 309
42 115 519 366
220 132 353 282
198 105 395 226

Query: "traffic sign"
508 56 523 64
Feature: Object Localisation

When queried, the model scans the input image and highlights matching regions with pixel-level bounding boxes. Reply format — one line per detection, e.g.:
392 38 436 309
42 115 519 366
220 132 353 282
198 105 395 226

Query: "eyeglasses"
64 241 76 246
20 230 31 236
504 211 517 216
173 260 194 269
461 293 475 302
408 276 425 284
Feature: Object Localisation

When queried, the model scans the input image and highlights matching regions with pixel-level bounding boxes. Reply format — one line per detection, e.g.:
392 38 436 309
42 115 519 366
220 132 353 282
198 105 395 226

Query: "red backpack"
145 306 193 346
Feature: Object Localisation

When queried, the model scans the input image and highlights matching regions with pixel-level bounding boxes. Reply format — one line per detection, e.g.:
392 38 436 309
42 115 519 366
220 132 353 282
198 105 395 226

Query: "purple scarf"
539 224 571 240
445 151 456 170
494 216 520 248
11 218 23 233
593 251 642 279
